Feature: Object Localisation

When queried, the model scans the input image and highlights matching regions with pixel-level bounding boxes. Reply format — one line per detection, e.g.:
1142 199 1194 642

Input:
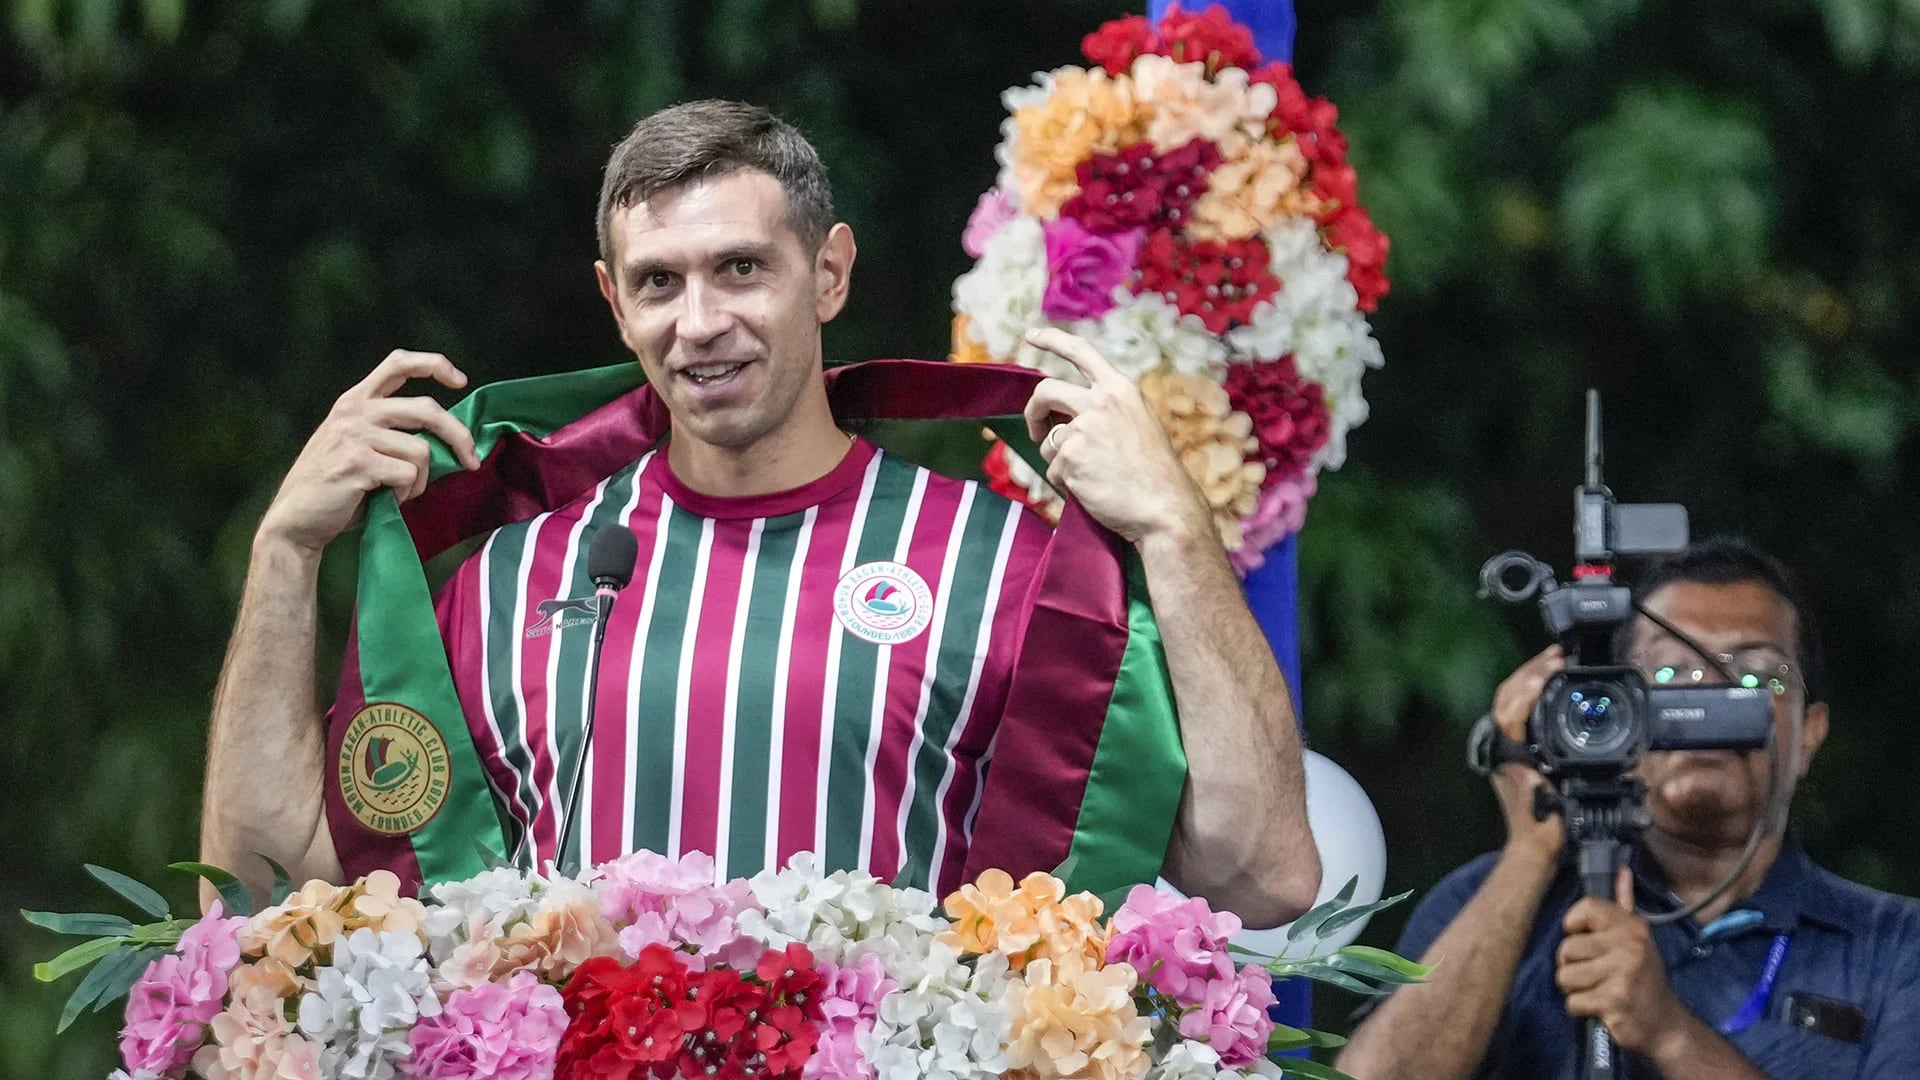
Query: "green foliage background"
4 0 1918 1073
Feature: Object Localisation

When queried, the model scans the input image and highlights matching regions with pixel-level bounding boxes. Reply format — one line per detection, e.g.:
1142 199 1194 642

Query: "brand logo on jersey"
525 594 597 638
833 561 934 645
337 702 451 835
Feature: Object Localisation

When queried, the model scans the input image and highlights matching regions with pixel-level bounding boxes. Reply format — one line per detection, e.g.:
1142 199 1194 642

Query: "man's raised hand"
256 350 480 555
1020 327 1212 546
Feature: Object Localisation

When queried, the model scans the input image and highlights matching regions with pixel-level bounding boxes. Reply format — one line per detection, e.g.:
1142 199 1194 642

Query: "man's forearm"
1337 843 1560 1080
1136 522 1318 928
200 536 342 903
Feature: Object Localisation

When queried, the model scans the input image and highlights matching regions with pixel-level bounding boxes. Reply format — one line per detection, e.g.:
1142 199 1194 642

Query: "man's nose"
677 278 734 347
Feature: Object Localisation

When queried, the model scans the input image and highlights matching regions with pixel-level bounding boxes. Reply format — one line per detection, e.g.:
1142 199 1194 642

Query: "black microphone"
549 524 638 874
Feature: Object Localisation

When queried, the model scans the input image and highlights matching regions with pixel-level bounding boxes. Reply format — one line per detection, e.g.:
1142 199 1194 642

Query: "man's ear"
595 260 621 322
814 222 857 323
1797 700 1830 779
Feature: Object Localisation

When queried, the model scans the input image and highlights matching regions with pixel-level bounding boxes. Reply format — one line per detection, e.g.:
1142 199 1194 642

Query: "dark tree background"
5 0 1918 1074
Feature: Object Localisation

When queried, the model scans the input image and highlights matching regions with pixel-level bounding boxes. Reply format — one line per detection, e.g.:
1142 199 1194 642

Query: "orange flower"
1140 370 1265 551
951 314 998 365
1004 953 1152 1080
239 870 427 969
1008 69 1146 218
343 869 428 937
227 956 304 1001
240 880 351 968
495 889 620 982
941 869 1108 971
1189 138 1320 242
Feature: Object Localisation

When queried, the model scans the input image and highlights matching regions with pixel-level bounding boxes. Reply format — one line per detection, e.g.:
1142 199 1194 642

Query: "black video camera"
1471 392 1773 782
1468 390 1780 1080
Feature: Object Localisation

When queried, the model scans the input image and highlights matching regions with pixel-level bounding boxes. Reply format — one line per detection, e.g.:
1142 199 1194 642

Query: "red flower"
1324 207 1390 312
1060 138 1221 234
557 945 828 1080
1135 232 1280 334
1082 14 1158 75
1252 62 1346 167
1225 357 1331 482
1158 4 1264 72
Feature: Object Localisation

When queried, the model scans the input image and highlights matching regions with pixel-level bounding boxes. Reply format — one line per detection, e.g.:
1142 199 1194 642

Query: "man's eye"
646 271 675 290
729 258 756 277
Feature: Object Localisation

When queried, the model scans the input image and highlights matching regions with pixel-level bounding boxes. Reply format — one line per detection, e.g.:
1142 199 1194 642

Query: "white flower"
1071 291 1229 381
736 852 948 973
1147 1041 1225 1080
863 943 1013 1080
297 927 440 1080
953 214 1050 370
421 866 544 959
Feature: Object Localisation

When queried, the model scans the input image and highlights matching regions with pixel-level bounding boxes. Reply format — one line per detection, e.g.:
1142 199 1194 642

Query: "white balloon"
1156 750 1388 957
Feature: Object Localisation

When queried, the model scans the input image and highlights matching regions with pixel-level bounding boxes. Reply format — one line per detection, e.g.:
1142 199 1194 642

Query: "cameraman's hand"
257 350 480 557
1491 645 1566 861
1557 867 1686 1056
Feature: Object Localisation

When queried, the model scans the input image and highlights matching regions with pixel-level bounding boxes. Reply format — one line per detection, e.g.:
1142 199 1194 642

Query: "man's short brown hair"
596 100 836 264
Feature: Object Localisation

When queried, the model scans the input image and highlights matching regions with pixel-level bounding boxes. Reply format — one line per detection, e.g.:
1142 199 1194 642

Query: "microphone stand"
553 580 620 877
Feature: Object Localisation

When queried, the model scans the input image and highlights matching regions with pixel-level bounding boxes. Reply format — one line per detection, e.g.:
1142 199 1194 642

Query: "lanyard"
1717 932 1792 1035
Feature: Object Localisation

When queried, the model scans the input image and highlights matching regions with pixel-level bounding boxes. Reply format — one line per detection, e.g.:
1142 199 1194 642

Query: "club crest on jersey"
525 594 597 638
833 560 934 645
337 702 451 835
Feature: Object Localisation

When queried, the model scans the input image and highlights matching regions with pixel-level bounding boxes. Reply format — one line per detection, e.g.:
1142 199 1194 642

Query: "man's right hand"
256 350 481 555
1490 645 1567 860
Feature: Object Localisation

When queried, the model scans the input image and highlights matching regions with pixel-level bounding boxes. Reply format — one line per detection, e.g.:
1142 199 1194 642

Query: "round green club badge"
338 703 451 835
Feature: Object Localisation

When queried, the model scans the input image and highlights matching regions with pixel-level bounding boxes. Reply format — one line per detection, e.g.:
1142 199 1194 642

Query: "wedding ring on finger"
1045 424 1068 453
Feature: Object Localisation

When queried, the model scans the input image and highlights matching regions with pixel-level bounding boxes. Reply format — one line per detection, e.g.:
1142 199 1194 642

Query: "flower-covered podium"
951 4 1387 572
29 851 1419 1080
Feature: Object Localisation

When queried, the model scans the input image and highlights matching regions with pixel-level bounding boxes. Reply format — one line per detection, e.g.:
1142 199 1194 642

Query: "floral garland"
30 853 1421 1080
951 4 1387 571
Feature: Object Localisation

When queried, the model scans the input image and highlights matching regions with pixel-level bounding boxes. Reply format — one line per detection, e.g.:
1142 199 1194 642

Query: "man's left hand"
1556 866 1685 1055
1020 327 1213 546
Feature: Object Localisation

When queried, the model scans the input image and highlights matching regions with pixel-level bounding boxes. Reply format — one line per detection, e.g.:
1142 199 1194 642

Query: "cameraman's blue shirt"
1387 841 1920 1079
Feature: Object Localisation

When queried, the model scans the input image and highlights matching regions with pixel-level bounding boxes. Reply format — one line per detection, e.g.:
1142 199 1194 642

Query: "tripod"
1547 776 1654 1080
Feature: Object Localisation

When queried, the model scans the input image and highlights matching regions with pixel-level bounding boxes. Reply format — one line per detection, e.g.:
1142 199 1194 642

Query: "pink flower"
191 985 323 1080
1229 471 1317 575
805 954 896 1080
1177 964 1278 1069
963 187 1019 258
1105 885 1241 1006
594 849 760 968
1040 217 1144 323
121 902 247 1076
402 971 568 1080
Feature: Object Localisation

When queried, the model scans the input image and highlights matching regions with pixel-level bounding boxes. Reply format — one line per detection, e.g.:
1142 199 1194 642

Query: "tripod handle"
1583 1018 1618 1080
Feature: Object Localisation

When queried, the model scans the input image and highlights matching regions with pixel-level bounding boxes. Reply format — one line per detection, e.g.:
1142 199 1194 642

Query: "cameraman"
1337 539 1920 1079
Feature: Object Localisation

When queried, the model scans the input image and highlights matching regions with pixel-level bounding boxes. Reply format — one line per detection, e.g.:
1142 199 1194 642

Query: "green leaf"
1331 944 1433 980
1268 1023 1347 1050
1323 952 1429 987
1273 961 1379 997
169 862 256 917
32 936 121 983
92 946 165 1013
86 864 171 919
1312 889 1416 941
57 944 145 1032
1278 1057 1361 1080
20 910 136 937
257 853 297 905
1285 875 1358 942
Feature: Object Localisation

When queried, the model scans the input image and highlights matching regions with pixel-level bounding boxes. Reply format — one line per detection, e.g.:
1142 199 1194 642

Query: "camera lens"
1552 680 1637 760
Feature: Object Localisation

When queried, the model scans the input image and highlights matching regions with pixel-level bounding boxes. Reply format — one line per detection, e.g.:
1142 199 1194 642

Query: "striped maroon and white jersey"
433 438 1053 894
